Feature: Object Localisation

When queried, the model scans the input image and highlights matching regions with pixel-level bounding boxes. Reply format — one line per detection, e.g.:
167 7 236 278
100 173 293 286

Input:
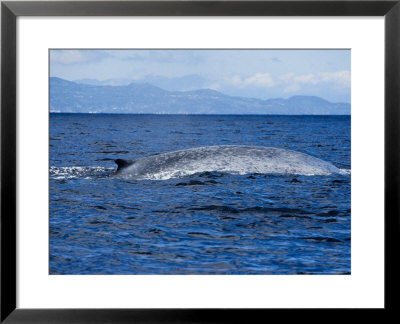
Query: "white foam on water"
340 169 352 175
50 166 114 179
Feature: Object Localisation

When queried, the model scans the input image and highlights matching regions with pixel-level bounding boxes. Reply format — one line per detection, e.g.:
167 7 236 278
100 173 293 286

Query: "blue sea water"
50 114 351 274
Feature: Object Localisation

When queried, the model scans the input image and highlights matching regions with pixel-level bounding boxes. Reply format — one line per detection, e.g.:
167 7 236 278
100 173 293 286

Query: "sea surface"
50 114 351 274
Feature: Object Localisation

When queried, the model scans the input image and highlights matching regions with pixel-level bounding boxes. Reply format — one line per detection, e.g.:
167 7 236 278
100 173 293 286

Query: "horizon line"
49 112 351 116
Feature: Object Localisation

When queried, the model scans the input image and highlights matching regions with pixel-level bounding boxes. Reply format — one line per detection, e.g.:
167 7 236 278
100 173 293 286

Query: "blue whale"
114 145 345 180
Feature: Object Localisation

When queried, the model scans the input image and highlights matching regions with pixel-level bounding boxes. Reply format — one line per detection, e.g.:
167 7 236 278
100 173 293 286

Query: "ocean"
49 114 351 274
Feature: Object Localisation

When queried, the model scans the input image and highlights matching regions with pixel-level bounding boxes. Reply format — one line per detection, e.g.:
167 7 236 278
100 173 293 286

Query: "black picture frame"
1 0 399 322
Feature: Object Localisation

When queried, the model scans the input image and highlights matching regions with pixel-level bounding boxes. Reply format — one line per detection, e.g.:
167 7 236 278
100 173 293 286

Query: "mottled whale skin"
114 145 344 180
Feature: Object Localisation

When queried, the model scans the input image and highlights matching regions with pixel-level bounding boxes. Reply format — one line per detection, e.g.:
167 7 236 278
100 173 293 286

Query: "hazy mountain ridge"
75 74 210 90
50 77 350 115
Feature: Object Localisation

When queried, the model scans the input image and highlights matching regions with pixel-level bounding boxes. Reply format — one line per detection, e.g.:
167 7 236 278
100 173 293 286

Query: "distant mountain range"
50 77 350 115
75 74 208 91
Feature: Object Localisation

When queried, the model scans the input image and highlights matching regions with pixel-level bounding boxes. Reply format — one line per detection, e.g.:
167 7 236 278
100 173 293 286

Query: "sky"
50 49 351 103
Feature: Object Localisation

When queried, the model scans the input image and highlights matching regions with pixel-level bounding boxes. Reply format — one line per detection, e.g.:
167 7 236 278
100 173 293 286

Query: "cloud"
283 84 301 93
50 50 87 64
99 50 205 65
223 70 350 96
282 71 350 86
319 70 351 87
279 73 295 83
279 70 350 93
50 50 111 65
293 73 319 84
229 73 275 88
280 73 319 85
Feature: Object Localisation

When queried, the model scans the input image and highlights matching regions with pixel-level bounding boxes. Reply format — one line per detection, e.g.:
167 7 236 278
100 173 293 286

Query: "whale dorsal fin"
115 159 135 172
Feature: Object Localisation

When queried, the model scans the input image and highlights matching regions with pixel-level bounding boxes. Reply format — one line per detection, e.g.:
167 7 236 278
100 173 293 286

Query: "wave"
339 169 351 175
50 165 351 181
49 166 114 179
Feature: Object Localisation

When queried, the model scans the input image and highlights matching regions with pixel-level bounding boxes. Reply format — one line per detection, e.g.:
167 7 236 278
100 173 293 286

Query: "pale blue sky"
50 49 350 103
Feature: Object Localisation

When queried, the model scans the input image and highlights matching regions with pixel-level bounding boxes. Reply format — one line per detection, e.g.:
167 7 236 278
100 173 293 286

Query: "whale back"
114 146 344 180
